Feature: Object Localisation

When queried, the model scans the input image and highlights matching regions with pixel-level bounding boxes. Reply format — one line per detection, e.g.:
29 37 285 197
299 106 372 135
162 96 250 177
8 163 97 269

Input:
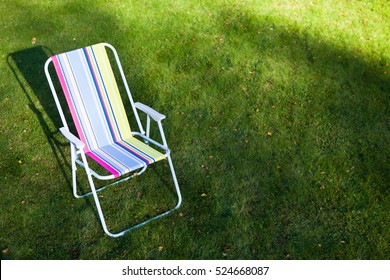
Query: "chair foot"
103 206 180 238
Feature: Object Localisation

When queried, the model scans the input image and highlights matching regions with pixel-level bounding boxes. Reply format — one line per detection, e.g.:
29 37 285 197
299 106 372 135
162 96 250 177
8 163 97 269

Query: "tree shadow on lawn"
190 6 390 259
165 6 389 259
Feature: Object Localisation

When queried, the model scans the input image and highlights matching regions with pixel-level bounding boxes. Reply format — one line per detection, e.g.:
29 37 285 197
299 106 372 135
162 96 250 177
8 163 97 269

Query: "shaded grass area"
0 0 389 259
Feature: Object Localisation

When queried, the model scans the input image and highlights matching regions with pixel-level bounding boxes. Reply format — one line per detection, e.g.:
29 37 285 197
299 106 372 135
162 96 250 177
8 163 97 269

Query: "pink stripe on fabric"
52 55 90 152
86 151 121 178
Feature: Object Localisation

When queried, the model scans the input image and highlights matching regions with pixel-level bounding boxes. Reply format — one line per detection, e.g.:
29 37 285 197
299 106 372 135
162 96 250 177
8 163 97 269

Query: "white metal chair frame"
44 43 182 237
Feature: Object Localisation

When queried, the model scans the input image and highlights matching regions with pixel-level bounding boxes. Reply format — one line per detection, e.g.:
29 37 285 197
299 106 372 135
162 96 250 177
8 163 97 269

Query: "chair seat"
86 137 166 178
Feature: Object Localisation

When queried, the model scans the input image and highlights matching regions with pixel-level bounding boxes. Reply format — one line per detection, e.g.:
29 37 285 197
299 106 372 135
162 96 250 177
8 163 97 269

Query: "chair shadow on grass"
7 46 72 185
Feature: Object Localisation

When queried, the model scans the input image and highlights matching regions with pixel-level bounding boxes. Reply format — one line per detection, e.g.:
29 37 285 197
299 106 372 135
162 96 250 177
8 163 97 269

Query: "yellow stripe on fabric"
84 45 120 143
122 137 167 162
91 44 132 140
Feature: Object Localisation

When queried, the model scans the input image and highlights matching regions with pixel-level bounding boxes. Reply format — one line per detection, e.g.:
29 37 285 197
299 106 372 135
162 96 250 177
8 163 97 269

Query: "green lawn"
0 0 389 259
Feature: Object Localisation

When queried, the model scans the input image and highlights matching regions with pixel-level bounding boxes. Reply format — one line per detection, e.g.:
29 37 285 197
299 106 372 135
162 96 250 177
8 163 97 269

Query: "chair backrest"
51 43 133 152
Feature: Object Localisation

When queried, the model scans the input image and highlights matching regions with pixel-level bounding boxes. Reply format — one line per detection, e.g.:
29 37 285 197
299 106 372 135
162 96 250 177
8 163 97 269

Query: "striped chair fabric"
52 43 166 178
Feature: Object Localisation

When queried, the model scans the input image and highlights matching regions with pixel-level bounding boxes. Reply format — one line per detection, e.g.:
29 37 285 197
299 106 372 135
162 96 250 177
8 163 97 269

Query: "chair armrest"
59 127 85 149
135 102 166 122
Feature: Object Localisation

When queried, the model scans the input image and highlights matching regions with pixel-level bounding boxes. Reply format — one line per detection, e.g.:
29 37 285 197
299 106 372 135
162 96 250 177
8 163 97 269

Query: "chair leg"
75 151 182 238
70 144 82 199
167 155 182 210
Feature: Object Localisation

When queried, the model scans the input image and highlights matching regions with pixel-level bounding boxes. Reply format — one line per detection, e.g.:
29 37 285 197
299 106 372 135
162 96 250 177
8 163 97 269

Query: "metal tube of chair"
44 58 69 130
167 155 182 209
146 115 151 138
79 151 114 237
158 121 169 148
71 144 80 198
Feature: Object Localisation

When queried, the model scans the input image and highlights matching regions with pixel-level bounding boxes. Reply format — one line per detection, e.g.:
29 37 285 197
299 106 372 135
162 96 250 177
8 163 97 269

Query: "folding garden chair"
44 43 182 237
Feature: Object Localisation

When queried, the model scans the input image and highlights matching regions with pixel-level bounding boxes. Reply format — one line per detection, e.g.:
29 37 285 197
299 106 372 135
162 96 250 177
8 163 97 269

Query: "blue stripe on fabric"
82 47 117 143
56 44 165 176
84 46 152 166
56 52 95 150
90 143 146 175
88 46 124 141
116 140 152 165
65 50 110 149
119 139 155 163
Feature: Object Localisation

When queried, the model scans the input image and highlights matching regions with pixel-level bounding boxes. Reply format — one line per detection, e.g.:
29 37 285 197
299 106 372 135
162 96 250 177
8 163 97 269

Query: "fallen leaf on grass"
201 193 208 197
